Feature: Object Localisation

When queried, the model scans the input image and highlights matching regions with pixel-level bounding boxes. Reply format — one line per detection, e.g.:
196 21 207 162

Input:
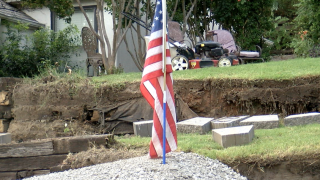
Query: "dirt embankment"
6 76 320 142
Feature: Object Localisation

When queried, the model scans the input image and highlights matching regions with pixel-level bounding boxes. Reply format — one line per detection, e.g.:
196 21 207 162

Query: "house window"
52 6 97 32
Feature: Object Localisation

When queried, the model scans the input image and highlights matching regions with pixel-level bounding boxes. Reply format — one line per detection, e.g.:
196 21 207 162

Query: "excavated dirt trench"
2 76 320 180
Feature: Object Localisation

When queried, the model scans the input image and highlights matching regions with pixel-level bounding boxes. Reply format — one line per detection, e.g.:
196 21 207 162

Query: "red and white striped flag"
140 0 177 158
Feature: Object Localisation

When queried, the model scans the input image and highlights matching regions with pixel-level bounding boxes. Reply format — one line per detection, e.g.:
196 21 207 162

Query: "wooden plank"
0 154 67 172
53 134 110 154
0 172 16 180
0 140 54 158
17 170 50 179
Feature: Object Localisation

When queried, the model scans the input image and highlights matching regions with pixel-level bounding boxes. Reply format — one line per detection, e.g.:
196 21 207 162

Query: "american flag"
140 0 177 158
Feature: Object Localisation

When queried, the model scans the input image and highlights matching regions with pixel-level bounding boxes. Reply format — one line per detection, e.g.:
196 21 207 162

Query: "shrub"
0 21 81 77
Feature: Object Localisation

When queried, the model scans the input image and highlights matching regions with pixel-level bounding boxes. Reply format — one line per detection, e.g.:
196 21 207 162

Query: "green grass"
25 57 320 86
173 57 320 80
117 124 320 164
88 57 320 86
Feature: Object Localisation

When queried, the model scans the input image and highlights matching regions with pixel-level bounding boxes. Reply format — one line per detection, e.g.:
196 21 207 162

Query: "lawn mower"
122 12 263 71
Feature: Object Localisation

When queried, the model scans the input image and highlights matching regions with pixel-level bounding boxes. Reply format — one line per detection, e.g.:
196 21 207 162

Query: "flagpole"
162 0 167 165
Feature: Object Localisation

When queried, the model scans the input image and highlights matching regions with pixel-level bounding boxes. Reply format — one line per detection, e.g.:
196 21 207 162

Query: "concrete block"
0 133 11 144
177 117 214 134
0 119 9 133
284 112 320 126
212 125 254 148
0 91 10 106
240 115 279 129
133 120 153 137
211 116 249 129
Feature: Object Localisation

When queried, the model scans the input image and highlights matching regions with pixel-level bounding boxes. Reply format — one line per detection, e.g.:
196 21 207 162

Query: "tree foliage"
213 0 274 50
290 0 320 57
21 0 74 22
167 0 274 51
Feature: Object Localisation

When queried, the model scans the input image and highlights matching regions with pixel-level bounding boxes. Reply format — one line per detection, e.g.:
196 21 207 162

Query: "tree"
21 0 74 22
291 0 320 57
212 0 274 50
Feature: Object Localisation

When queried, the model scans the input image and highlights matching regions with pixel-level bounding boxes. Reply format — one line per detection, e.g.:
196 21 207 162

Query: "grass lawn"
111 57 320 164
91 57 320 85
117 123 320 164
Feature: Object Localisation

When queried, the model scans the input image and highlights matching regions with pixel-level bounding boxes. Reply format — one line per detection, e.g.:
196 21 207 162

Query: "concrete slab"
240 115 279 129
284 112 320 126
211 116 249 129
212 125 254 148
133 120 153 137
0 133 11 144
177 117 214 134
0 119 9 133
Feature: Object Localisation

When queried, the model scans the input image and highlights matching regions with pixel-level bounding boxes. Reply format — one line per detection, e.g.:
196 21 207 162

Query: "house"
0 0 44 44
3 0 143 73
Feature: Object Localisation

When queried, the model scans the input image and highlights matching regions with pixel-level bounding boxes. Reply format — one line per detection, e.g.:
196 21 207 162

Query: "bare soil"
5 75 320 180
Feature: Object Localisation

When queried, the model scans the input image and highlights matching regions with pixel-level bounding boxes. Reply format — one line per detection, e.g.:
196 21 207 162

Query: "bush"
0 21 81 77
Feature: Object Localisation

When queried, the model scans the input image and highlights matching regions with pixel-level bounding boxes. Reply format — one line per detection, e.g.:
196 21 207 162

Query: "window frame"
51 5 98 33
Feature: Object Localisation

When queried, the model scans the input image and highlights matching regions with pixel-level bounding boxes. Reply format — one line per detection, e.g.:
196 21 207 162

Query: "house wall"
0 18 37 47
22 8 51 28
18 0 158 73
20 1 119 73
116 25 147 73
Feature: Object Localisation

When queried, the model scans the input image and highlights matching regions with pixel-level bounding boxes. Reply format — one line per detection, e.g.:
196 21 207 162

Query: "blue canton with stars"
151 0 164 33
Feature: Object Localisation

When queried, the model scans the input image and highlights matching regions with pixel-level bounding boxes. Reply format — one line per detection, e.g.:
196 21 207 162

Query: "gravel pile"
26 152 247 180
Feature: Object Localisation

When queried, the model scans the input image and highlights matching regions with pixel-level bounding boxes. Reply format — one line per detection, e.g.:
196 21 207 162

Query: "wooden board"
0 172 16 180
0 154 67 172
53 134 109 154
0 140 53 158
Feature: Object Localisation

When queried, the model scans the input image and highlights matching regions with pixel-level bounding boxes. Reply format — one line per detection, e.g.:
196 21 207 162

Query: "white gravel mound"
26 152 247 180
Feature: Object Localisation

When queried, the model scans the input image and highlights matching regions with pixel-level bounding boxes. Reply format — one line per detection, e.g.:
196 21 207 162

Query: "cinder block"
0 91 10 106
211 116 249 129
240 115 279 129
0 133 11 144
177 117 214 134
0 119 9 133
284 112 320 126
133 120 153 137
212 125 254 148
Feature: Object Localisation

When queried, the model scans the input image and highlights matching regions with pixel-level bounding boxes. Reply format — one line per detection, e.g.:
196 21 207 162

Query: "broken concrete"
284 112 320 126
211 116 249 129
177 117 214 134
212 125 254 148
240 115 279 129
133 120 153 137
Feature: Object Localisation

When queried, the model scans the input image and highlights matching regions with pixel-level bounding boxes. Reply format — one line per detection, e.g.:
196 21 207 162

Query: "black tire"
171 55 189 71
218 57 232 67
